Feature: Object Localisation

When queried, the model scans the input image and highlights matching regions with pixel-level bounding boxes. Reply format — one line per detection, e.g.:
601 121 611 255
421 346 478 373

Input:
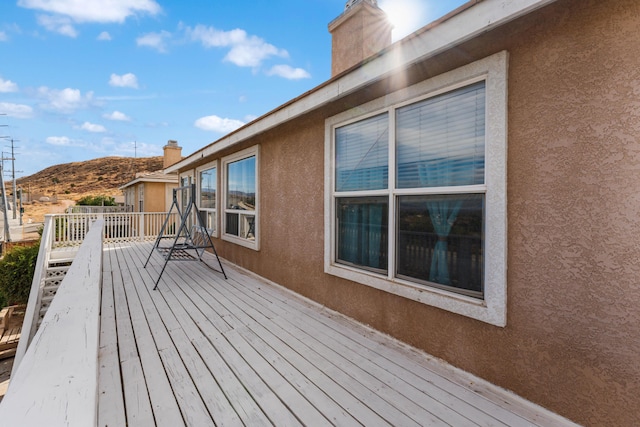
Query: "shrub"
0 243 40 309
76 195 116 206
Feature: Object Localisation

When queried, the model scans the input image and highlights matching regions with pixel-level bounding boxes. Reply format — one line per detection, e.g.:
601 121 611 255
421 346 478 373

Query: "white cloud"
37 14 77 37
266 65 311 80
186 25 288 68
194 115 245 133
97 31 111 41
37 86 94 112
103 110 131 121
18 0 161 24
46 136 73 146
0 32 7 41
136 31 171 53
186 26 245 48
78 121 106 133
113 140 160 157
109 73 139 89
0 102 33 119
0 77 19 92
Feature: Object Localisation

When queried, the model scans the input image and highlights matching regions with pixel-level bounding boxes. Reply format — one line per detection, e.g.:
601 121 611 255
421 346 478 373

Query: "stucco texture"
505 1 640 424
144 182 167 212
201 0 640 424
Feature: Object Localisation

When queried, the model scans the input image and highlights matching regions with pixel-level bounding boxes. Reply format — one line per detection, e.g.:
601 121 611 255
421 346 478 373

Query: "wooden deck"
99 242 575 427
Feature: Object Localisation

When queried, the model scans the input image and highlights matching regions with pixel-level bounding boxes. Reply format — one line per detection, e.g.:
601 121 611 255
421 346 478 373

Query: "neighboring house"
165 0 639 425
121 140 182 213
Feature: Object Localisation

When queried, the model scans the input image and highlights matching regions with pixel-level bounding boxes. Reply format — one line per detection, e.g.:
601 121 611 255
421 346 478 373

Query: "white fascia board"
119 176 178 189
167 0 556 173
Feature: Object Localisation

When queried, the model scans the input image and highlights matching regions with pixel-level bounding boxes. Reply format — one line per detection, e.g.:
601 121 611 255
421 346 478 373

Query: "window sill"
325 262 505 327
222 233 259 251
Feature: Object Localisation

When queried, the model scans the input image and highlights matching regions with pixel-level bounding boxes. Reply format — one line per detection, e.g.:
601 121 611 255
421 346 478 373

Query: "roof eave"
167 0 558 173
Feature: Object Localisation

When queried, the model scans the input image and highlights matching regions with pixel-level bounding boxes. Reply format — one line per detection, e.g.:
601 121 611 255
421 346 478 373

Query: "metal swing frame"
144 183 227 290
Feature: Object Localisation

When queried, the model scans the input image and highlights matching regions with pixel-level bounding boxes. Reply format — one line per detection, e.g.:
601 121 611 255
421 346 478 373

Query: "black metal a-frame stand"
144 183 227 290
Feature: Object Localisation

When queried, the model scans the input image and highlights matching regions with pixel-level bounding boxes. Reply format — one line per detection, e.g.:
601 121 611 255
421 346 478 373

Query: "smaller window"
197 162 217 236
222 146 259 250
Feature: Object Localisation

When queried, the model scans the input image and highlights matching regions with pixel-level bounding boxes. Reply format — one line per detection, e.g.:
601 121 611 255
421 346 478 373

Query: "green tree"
0 243 40 309
76 195 116 206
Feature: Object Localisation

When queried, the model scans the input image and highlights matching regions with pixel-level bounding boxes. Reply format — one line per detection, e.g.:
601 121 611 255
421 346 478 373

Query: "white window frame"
196 160 218 237
221 145 260 250
324 51 508 327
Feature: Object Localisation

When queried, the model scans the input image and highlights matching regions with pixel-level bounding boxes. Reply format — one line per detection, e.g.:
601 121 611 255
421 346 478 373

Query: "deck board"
98 242 578 427
97 249 127 427
215 267 508 426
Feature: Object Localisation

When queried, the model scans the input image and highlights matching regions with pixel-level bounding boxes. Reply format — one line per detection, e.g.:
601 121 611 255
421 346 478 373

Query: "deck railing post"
139 213 145 241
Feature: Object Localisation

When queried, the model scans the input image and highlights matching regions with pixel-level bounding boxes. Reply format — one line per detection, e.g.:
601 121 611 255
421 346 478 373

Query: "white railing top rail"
12 215 55 369
0 219 104 426
67 205 131 214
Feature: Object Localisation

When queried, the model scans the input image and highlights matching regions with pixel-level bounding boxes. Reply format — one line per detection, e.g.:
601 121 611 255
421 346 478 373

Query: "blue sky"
0 0 468 177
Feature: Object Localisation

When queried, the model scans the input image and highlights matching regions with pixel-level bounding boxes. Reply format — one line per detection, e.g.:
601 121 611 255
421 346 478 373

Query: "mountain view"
5 156 164 223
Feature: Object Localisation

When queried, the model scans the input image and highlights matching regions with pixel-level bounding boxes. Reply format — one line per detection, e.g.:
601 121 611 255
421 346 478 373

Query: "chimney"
163 140 182 168
328 0 393 77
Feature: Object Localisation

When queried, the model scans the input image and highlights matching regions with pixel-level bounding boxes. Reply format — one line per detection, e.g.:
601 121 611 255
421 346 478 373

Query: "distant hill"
15 156 164 201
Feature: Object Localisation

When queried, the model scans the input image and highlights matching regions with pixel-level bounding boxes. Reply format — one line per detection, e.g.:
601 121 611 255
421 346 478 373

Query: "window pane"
396 82 485 188
397 194 484 296
336 197 388 272
226 212 239 236
199 211 216 231
180 176 192 213
335 113 389 191
227 156 256 211
200 167 216 209
240 214 255 240
225 212 254 238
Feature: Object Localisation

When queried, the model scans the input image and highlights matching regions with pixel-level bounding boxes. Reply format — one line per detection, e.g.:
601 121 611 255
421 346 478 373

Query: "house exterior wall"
144 182 169 212
184 0 640 424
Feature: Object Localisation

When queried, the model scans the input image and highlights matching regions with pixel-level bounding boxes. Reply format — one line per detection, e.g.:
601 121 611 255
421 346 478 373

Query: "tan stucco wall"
194 0 640 424
144 182 170 212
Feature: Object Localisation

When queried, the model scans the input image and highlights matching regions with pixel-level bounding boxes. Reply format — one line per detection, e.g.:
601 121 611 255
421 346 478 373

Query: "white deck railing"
52 211 178 247
0 220 104 426
66 205 131 214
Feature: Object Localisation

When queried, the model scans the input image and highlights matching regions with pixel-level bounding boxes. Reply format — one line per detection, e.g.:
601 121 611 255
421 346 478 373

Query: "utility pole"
0 138 18 219
9 139 18 219
0 116 9 241
0 154 10 242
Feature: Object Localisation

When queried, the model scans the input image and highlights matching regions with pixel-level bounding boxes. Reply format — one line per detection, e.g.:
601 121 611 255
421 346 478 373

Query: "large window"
197 161 217 235
325 52 507 326
222 146 259 250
